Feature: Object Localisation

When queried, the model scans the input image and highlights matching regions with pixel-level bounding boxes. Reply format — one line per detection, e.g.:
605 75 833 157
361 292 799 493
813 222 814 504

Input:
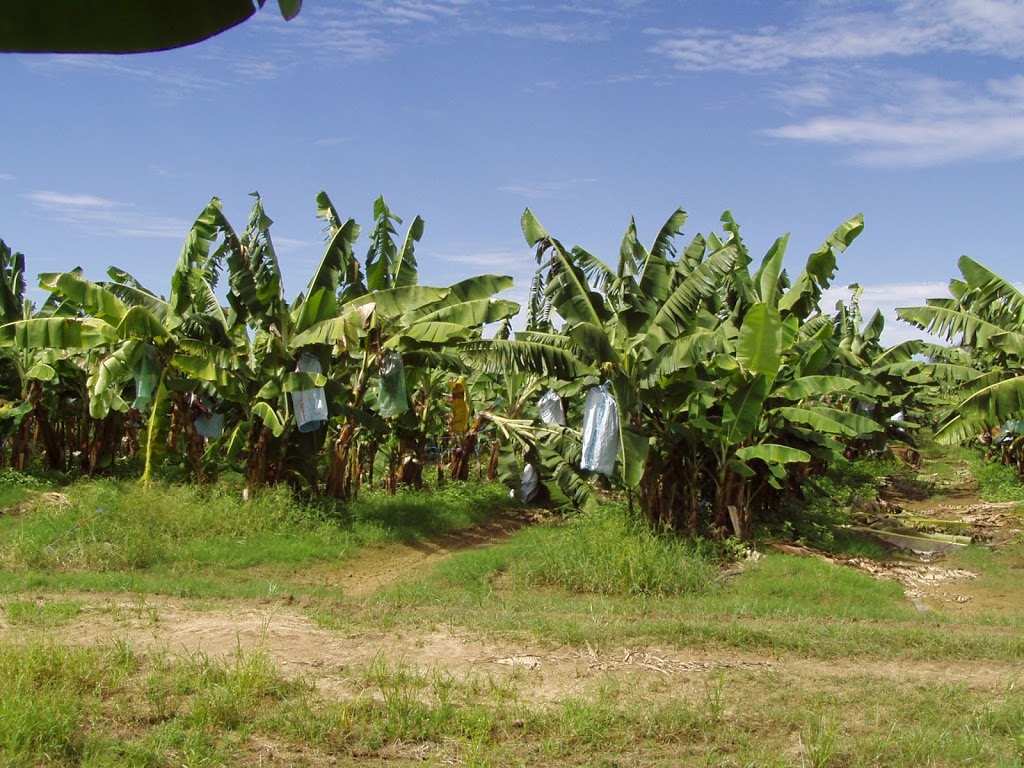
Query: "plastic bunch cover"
193 395 224 439
291 352 328 433
538 389 566 426
580 383 620 476
449 376 469 433
521 463 540 503
132 345 161 413
377 350 409 419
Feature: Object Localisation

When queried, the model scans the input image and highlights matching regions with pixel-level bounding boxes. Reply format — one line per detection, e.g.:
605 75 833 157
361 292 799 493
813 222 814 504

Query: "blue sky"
2 0 1023 344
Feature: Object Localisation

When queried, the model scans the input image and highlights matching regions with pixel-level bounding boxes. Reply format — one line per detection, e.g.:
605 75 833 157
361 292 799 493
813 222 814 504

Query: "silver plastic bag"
580 383 620 476
538 389 566 426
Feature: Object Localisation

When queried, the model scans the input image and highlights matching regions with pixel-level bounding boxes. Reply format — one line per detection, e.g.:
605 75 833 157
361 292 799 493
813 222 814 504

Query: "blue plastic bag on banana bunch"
193 395 224 439
377 350 409 419
291 352 328 433
538 389 566 426
520 462 541 503
580 383 620 476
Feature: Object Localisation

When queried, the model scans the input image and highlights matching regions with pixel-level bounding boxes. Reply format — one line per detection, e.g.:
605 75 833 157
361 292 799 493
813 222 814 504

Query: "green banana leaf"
737 303 782 376
735 444 811 464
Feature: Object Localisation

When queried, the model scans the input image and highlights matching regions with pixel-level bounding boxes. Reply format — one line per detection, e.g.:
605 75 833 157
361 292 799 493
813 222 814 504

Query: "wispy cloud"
498 178 599 198
0 173 14 181
640 1 1024 167
24 191 190 239
767 75 1024 165
647 0 1024 73
273 1 475 63
271 236 313 251
26 54 227 99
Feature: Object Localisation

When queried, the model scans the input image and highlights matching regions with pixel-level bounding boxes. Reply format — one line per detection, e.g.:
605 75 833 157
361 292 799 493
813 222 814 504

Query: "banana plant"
466 207 879 537
898 256 1024 445
0 199 246 482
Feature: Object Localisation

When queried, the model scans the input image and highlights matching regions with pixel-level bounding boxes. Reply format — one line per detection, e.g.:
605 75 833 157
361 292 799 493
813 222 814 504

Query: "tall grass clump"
513 503 717 596
0 467 48 508
0 479 352 574
0 640 137 764
968 453 1024 503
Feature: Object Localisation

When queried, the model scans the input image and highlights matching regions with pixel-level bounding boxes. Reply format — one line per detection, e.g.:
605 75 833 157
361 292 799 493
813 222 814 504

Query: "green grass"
0 478 512 597
506 503 718 597
1 465 1023 766
3 597 82 627
1 639 1021 767
967 453 1024 503
0 468 49 510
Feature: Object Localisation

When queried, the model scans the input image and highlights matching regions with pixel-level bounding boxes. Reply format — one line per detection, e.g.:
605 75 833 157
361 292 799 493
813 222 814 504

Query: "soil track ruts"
295 512 529 596
2 591 1019 704
2 466 1022 703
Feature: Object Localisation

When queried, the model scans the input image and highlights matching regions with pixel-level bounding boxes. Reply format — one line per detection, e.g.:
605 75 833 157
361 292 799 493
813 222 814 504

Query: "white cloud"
499 21 611 43
767 75 1024 165
27 54 227 98
25 191 124 209
647 0 1024 73
271 236 312 251
0 173 14 181
438 249 529 269
23 190 190 239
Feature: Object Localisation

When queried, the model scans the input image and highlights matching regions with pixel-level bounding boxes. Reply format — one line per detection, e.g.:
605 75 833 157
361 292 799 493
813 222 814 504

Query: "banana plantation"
0 192 1017 538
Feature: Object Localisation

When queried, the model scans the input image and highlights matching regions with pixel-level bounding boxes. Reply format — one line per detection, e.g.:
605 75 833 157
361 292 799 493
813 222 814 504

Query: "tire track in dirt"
297 512 529 597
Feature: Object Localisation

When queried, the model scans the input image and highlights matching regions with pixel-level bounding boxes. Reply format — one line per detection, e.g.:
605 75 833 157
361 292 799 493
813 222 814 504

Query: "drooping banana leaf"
776 405 883 437
772 375 860 402
0 0 300 53
722 374 769 446
935 373 1024 445
651 245 739 338
252 402 286 438
460 339 589 380
1 317 118 350
39 272 127 324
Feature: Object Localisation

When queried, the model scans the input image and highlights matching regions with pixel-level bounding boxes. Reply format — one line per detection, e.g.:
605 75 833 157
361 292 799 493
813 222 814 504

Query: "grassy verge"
0 479 512 597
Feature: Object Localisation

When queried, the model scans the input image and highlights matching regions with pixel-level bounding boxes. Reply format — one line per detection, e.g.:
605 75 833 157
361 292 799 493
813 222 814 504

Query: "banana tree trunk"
325 420 357 500
450 413 487 481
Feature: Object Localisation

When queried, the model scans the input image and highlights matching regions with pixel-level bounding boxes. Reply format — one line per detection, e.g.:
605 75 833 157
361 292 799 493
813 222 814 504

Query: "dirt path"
293 513 528 597
3 591 1019 705
2 464 1021 705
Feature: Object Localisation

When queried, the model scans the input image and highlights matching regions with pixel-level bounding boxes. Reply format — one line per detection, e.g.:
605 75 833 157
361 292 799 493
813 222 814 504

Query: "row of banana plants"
897 257 1024 472
0 195 931 536
0 193 520 499
479 209 935 536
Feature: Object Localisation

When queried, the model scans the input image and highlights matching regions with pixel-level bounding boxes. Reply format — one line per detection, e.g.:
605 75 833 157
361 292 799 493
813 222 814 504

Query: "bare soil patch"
3 592 1019 706
295 512 529 596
